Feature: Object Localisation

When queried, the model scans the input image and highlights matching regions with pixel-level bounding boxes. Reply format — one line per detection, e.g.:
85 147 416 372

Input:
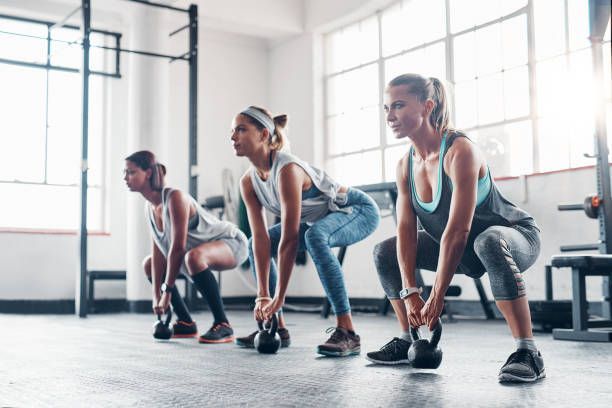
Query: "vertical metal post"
589 0 612 319
76 0 91 318
188 4 198 199
185 4 199 309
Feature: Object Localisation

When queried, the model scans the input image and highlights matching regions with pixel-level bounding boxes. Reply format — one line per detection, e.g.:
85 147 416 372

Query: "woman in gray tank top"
124 151 248 344
366 74 545 383
230 106 380 357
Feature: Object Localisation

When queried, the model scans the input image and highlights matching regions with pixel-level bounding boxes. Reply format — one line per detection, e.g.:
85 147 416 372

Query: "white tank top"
249 151 350 224
146 187 240 258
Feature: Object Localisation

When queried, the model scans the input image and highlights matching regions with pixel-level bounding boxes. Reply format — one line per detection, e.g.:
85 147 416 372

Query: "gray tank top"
250 151 349 224
409 132 539 277
147 187 241 258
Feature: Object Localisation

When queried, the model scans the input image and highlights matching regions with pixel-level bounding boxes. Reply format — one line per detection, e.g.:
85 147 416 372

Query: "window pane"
536 55 567 117
325 16 379 73
0 184 102 230
454 31 477 82
384 142 410 182
381 0 446 57
534 0 565 60
47 70 81 185
90 32 109 73
501 0 527 15
455 80 478 128
567 0 590 52
473 120 532 176
88 75 105 186
503 66 529 120
50 27 82 69
327 106 380 155
326 63 378 116
502 14 527 69
477 73 504 125
0 64 46 182
328 151 382 186
450 0 502 33
0 18 47 63
476 23 502 76
384 41 446 83
538 117 570 172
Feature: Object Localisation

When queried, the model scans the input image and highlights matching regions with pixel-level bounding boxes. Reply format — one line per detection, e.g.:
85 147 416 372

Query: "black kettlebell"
153 309 173 340
254 313 281 354
408 319 443 369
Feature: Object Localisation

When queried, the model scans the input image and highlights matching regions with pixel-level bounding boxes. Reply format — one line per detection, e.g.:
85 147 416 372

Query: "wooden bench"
550 255 612 342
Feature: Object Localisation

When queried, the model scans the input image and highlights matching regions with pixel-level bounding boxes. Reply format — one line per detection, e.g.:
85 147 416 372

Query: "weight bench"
87 270 188 313
550 254 612 342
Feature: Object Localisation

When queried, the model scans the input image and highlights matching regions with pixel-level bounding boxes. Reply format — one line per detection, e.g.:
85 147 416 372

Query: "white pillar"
125 7 170 311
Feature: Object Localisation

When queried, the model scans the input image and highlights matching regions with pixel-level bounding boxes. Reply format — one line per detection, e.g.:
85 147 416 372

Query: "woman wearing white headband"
230 106 380 356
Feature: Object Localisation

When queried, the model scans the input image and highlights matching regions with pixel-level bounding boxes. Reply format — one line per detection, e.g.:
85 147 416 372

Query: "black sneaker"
235 328 291 348
172 320 198 339
498 349 546 383
365 337 412 365
317 327 360 357
198 322 234 344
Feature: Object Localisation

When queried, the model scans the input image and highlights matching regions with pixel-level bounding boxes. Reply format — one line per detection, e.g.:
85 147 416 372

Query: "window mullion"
377 10 386 182
526 0 539 173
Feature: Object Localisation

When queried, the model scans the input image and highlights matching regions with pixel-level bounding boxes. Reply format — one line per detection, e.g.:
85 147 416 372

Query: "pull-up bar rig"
74 0 199 317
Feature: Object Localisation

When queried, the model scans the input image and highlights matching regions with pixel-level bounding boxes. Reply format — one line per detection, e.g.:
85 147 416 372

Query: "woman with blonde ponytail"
230 106 380 356
124 150 248 343
366 74 544 383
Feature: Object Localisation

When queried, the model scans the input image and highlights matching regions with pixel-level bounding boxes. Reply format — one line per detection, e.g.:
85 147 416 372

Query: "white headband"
241 107 275 134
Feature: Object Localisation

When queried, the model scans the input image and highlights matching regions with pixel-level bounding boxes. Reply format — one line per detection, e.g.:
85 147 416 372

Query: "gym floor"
1 311 611 407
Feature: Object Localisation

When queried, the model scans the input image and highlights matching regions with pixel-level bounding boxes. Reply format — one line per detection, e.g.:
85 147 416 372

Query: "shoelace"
504 349 539 371
210 323 227 332
380 337 407 354
325 327 346 343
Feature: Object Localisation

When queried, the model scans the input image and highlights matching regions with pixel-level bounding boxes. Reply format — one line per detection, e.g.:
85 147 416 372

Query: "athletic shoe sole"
317 347 360 357
198 336 235 344
365 355 411 365
498 370 546 383
172 333 198 339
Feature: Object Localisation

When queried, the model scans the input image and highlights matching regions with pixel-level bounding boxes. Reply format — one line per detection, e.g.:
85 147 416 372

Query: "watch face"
161 283 168 292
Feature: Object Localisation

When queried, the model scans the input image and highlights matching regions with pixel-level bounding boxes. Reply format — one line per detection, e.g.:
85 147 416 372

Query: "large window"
324 0 612 183
0 15 116 231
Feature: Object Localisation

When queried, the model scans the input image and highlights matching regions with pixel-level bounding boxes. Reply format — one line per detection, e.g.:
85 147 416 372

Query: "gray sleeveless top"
409 132 539 278
250 151 349 224
147 187 241 258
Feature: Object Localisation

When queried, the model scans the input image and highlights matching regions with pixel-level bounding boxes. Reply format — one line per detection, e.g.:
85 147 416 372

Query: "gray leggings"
373 225 541 301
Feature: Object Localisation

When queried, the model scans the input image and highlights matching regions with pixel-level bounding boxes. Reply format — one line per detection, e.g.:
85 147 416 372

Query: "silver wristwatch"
399 287 422 299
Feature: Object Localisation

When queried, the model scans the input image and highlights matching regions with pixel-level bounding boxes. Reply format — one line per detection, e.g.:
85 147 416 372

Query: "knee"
474 228 503 256
142 256 151 278
304 226 327 250
373 238 394 267
184 250 206 275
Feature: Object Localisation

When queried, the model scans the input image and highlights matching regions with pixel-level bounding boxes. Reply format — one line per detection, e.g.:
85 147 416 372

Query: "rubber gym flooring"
1 311 611 407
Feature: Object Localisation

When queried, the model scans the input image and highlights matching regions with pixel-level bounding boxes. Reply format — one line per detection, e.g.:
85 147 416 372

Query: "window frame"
0 13 120 232
323 0 612 182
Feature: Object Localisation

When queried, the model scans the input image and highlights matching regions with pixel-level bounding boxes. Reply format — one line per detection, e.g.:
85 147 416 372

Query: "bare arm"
164 190 190 287
151 239 165 302
274 163 305 302
430 139 480 301
395 154 419 290
240 173 271 298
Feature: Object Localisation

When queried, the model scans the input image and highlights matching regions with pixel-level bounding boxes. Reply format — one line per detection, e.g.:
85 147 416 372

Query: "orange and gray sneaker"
317 327 361 357
172 320 198 338
198 322 235 344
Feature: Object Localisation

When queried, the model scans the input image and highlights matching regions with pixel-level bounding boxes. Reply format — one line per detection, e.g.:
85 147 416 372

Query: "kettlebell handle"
409 318 442 346
158 309 172 327
257 313 279 335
